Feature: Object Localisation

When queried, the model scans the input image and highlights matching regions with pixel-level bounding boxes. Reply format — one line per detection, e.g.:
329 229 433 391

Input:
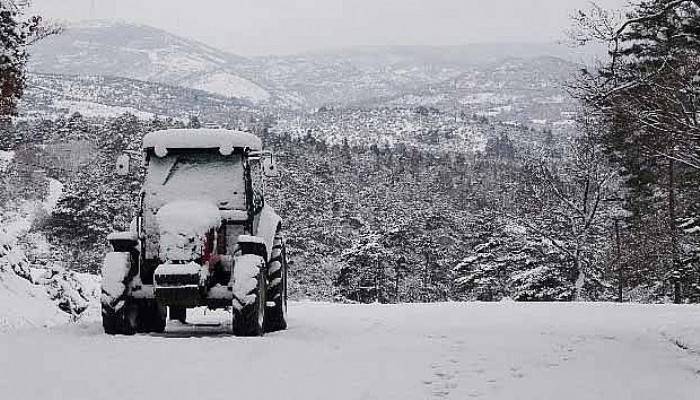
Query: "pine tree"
187 115 202 129
0 1 27 119
572 0 700 302
510 264 574 302
0 1 60 121
336 233 394 303
454 222 575 302
454 239 512 301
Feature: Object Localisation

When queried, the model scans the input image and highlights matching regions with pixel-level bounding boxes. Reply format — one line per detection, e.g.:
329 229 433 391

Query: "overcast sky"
31 0 628 56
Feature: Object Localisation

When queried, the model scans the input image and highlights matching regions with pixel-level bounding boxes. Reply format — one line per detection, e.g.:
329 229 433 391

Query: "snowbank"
31 267 95 318
0 267 68 332
0 176 97 330
0 218 33 280
0 231 68 332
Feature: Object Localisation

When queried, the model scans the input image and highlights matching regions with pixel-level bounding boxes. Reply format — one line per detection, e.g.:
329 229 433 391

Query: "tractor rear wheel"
102 300 136 335
265 232 288 332
232 254 267 337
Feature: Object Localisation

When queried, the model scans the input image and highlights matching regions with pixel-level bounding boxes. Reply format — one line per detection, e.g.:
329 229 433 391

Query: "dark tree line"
4 104 692 304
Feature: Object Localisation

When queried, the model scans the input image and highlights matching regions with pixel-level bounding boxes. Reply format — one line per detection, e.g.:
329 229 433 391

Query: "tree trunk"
615 219 623 302
423 251 430 303
394 264 401 303
668 157 682 304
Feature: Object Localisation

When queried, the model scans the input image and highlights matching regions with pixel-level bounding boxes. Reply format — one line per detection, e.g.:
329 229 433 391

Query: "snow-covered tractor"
101 129 288 336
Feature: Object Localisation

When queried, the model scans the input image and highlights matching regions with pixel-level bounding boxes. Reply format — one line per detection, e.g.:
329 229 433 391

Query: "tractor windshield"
144 150 246 210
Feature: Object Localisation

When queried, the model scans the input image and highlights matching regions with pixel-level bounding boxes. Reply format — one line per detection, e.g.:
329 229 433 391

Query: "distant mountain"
357 56 580 125
240 43 584 109
240 50 461 110
28 21 271 103
297 43 587 67
21 73 260 125
26 22 584 114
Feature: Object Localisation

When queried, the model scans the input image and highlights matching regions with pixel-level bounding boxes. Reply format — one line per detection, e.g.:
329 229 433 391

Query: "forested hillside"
5 104 696 304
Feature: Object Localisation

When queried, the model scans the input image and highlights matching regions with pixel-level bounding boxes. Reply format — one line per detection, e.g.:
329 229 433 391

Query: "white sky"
31 0 629 56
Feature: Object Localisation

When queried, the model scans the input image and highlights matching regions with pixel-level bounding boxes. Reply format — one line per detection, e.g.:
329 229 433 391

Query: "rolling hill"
28 21 271 103
21 73 258 124
27 22 583 114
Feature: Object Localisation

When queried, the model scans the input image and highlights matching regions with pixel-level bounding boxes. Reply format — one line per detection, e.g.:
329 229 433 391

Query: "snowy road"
1 302 699 400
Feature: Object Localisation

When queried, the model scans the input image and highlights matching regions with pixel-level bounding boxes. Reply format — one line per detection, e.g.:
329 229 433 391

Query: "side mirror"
116 154 130 176
262 154 280 177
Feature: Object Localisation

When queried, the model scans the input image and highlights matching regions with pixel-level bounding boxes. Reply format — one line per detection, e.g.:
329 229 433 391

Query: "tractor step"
155 285 201 306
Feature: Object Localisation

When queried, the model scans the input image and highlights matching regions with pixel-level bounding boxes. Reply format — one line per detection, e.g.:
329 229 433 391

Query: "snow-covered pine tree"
571 0 700 303
510 263 573 302
0 227 32 280
336 233 395 303
0 0 27 120
454 222 577 302
454 239 513 301
0 1 59 122
187 115 202 129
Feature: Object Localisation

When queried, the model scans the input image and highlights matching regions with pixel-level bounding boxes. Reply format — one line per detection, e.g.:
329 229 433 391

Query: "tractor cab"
139 130 270 265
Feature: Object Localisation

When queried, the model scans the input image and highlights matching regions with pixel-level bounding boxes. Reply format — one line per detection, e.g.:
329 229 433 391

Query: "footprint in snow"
509 366 525 379
425 339 465 399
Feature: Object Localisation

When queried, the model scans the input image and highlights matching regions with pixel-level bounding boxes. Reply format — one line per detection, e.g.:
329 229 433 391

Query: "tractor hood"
155 200 222 262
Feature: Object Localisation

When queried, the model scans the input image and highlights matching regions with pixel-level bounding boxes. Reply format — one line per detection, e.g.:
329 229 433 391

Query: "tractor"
101 129 288 336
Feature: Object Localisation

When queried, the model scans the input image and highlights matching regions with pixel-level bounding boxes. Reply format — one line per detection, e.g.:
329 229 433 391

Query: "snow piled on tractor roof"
143 129 262 152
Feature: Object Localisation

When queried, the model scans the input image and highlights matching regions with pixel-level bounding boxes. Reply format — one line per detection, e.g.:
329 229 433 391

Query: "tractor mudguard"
106 231 140 277
251 205 282 261
107 231 138 253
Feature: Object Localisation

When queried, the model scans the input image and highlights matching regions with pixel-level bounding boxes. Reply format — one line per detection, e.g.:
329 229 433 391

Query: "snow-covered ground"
1 175 97 330
0 150 13 171
0 302 698 400
0 265 69 332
